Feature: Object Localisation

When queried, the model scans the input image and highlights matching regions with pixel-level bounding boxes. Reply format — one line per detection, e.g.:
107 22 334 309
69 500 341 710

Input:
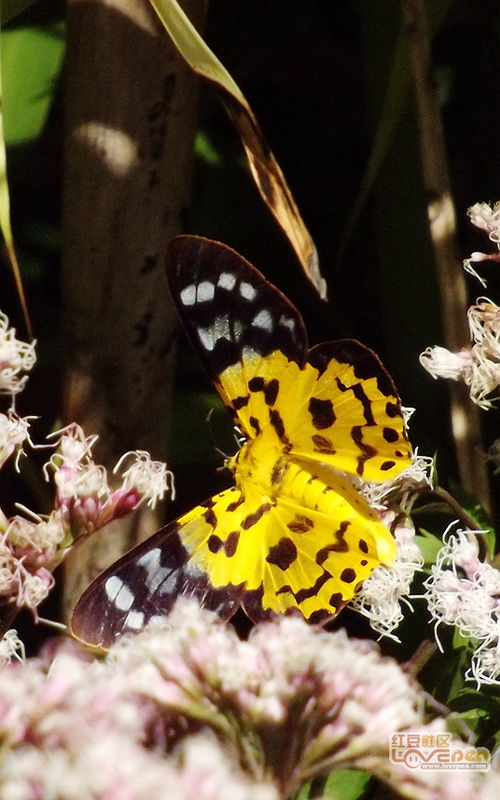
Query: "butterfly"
71 236 412 648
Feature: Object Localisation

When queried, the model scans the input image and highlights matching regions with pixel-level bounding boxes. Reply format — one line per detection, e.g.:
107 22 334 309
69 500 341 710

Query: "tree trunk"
61 0 206 617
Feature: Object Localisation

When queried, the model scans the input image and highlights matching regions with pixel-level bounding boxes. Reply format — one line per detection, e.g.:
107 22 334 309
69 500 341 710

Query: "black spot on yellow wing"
248 376 280 405
206 528 240 557
295 574 331 603
351 425 377 476
203 506 217 526
286 514 314 533
340 567 357 583
308 397 336 429
226 496 244 513
383 426 399 443
249 416 261 435
385 401 400 418
381 460 396 471
335 377 375 427
277 571 331 603
351 383 376 426
359 538 369 553
328 592 343 611
208 534 223 553
311 434 336 454
266 537 298 570
269 408 288 442
233 395 250 410
224 530 240 557
241 502 274 530
316 522 350 561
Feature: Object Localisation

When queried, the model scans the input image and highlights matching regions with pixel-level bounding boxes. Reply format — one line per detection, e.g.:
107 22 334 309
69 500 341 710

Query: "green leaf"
194 130 223 167
296 770 371 800
448 482 496 559
415 529 443 564
1 21 65 146
420 636 473 706
449 687 500 747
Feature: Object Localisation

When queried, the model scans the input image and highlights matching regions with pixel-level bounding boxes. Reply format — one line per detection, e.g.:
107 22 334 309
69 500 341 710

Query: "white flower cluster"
423 525 500 687
463 201 500 286
0 629 24 664
421 202 500 407
351 523 424 639
0 311 36 399
351 452 431 638
420 297 500 408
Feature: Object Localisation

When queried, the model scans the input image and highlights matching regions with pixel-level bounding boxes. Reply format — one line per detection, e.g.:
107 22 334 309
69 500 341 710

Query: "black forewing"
166 236 309 381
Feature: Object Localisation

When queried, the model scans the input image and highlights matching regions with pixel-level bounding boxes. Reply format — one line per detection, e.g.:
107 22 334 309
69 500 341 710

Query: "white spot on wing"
241 345 257 361
279 314 296 332
198 326 215 351
232 319 243 340
156 571 178 596
124 610 145 630
213 315 229 340
137 548 161 570
105 576 134 612
180 284 196 306
137 547 178 595
197 281 215 302
218 272 237 291
252 309 273 332
240 281 257 301
185 561 203 579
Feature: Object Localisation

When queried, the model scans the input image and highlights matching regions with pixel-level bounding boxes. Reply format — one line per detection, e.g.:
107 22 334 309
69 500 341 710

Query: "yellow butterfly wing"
218 343 411 484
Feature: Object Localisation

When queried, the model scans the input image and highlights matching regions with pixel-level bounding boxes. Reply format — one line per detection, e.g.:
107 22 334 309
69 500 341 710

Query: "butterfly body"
71 236 412 648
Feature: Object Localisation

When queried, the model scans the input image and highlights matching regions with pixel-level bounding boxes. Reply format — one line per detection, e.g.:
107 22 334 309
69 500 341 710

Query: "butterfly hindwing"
241 465 396 624
290 340 411 482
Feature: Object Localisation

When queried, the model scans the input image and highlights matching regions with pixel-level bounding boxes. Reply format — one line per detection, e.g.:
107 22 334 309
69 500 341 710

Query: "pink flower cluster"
0 311 173 620
0 601 490 800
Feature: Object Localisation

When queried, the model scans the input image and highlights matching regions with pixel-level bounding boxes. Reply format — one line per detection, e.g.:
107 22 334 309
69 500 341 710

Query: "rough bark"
62 0 206 616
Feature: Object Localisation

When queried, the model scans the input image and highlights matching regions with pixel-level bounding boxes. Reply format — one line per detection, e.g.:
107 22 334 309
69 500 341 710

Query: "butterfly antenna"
204 407 229 466
205 408 244 473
